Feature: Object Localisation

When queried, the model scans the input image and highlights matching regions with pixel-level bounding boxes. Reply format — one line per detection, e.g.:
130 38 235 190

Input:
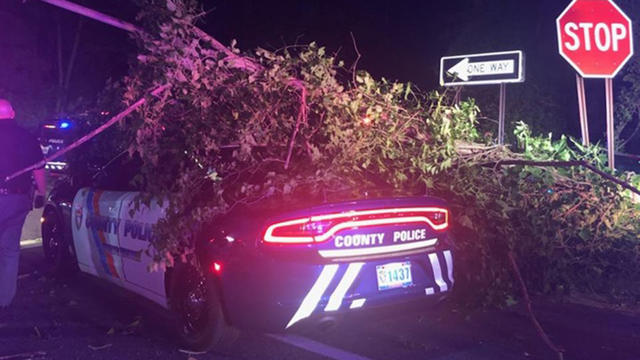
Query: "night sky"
1 0 638 151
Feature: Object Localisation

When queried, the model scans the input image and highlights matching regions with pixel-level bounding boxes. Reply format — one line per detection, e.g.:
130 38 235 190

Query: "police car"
39 118 77 172
42 158 455 351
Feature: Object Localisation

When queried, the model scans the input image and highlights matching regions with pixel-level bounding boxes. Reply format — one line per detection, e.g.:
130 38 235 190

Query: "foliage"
436 123 640 306
123 1 479 268
613 0 640 151
114 1 640 307
615 57 640 151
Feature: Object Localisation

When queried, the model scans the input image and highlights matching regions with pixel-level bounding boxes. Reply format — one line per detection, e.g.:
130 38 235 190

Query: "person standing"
0 99 46 308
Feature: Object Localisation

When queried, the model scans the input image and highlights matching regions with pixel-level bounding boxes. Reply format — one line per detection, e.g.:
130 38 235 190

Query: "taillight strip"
309 207 447 221
313 216 442 242
317 238 438 258
264 207 448 244
264 218 315 244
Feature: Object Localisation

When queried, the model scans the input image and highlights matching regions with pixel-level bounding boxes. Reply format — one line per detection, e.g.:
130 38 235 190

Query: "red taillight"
263 207 448 244
210 262 223 273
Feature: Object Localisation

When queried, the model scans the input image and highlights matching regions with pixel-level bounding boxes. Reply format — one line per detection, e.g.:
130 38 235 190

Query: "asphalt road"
3 207 640 360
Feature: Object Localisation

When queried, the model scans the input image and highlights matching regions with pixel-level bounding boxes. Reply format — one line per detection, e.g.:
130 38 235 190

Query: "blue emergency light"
59 120 71 129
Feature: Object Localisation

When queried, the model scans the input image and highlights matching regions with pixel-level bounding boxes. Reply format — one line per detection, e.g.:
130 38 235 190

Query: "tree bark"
55 16 64 114
61 19 84 111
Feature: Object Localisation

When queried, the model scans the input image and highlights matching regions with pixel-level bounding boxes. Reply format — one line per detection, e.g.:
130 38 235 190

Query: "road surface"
2 206 640 360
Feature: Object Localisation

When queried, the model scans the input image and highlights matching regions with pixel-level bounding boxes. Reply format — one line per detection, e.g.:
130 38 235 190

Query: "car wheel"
41 210 77 275
170 264 236 351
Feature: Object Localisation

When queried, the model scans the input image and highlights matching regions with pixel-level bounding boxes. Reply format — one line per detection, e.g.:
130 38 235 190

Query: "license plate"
376 261 413 291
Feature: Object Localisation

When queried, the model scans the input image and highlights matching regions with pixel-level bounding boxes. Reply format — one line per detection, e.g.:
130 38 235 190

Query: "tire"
169 264 237 351
41 210 77 275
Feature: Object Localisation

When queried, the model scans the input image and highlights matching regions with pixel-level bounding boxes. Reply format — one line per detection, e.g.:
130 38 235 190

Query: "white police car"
42 160 454 351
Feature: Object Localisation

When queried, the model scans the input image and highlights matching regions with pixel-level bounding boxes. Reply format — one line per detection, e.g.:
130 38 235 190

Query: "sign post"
556 0 634 169
605 79 615 168
498 83 506 145
575 74 590 146
440 50 525 145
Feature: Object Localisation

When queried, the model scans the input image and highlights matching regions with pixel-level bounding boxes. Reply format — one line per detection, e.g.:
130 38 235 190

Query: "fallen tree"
119 1 478 267
94 0 640 310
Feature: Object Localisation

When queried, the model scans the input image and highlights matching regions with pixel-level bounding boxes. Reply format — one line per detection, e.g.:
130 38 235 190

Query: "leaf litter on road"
0 351 47 360
88 343 112 351
178 349 206 355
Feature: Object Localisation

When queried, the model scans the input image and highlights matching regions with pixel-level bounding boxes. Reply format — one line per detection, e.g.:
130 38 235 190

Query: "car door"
70 156 138 283
71 188 127 284
116 193 168 307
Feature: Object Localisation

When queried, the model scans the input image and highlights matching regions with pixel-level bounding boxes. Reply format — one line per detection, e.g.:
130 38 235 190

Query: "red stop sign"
556 0 634 78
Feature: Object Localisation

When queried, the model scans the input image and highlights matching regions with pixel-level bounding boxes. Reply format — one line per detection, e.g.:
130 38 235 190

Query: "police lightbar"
58 119 72 129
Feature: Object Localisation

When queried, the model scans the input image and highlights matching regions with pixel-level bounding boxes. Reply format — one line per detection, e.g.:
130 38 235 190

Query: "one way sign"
439 50 525 86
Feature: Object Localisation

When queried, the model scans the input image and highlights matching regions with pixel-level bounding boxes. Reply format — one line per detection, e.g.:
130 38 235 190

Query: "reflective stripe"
428 253 447 292
20 238 42 249
325 263 363 311
349 298 366 309
444 250 454 284
86 190 113 277
46 161 67 170
318 238 437 259
425 287 435 295
47 161 67 166
286 264 339 329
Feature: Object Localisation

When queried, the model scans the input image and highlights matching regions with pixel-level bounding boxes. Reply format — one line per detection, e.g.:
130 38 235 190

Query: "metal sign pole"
605 78 615 170
498 83 506 145
575 74 590 146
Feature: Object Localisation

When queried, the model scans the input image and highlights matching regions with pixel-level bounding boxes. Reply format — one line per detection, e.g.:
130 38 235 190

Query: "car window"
93 155 143 191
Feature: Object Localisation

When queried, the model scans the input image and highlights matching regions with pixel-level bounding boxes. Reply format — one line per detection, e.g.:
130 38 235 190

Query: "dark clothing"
0 119 43 307
0 120 44 194
0 194 31 306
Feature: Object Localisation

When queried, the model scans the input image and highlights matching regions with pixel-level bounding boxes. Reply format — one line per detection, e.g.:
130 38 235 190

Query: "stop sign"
556 0 634 78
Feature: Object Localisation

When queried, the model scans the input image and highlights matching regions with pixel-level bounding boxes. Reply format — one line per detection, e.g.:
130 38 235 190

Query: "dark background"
1 0 638 150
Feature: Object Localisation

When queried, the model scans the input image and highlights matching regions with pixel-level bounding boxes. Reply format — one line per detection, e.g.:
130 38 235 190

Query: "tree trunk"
54 16 83 115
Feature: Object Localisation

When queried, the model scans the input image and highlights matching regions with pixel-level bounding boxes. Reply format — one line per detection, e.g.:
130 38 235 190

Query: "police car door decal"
87 190 123 278
72 188 125 280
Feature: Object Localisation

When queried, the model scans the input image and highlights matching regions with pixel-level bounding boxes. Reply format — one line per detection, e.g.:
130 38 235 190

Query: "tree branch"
350 32 361 87
284 85 307 170
487 159 640 197
509 252 564 360
37 0 141 32
4 84 171 183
